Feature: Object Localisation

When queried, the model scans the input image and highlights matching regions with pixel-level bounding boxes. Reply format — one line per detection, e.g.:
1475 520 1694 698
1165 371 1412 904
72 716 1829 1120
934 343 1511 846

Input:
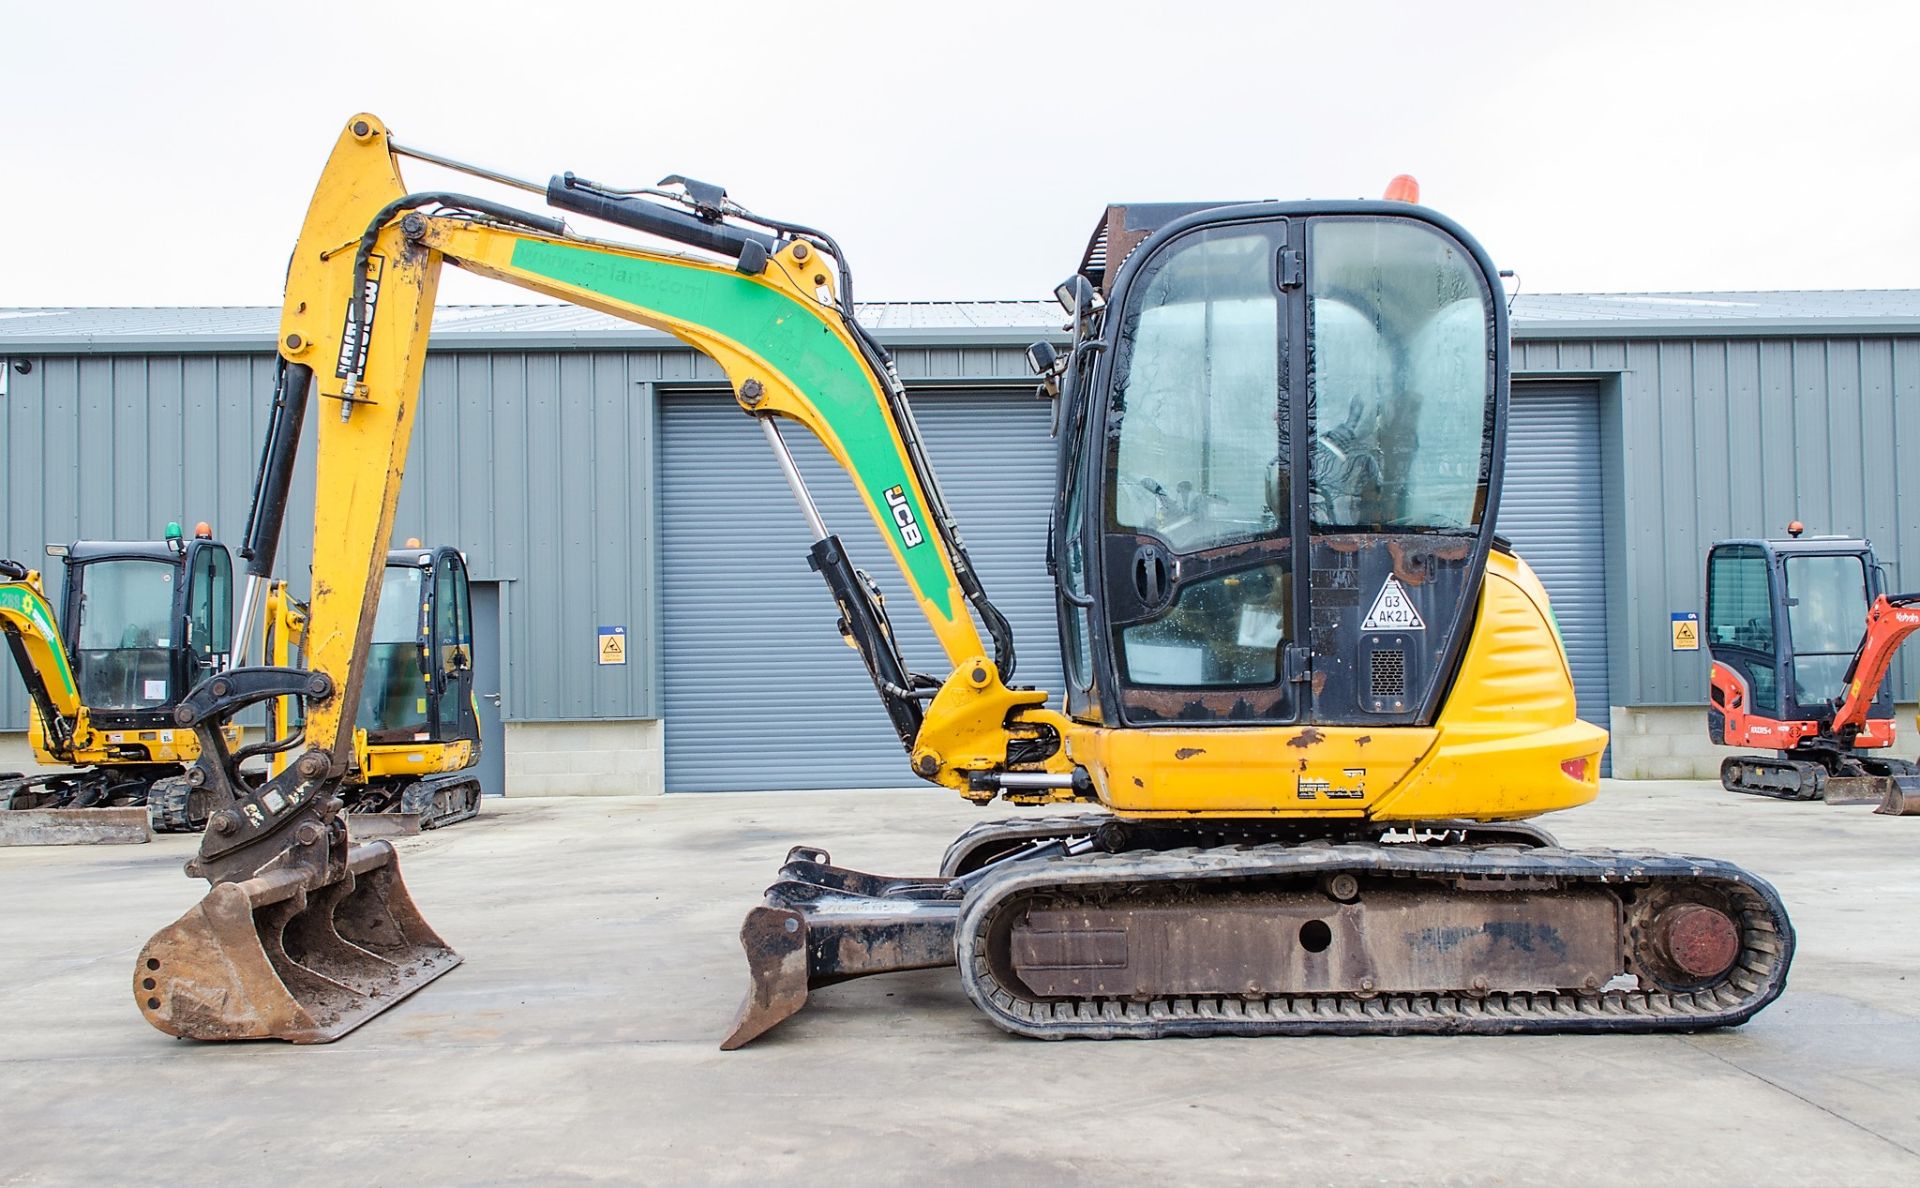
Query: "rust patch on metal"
1174 748 1205 761
1132 777 1145 788
1386 538 1472 587
1287 727 1325 749
1355 735 1372 747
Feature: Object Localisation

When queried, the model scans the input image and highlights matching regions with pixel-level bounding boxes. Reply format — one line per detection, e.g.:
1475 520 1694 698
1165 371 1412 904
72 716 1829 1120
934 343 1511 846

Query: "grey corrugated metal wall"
1 342 1039 732
658 388 1062 791
1514 336 1920 706
1497 381 1610 768
5 329 1913 738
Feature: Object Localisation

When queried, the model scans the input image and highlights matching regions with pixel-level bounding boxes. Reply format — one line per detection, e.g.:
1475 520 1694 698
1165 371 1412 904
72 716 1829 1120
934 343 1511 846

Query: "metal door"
1497 380 1611 768
469 580 506 796
659 389 1063 792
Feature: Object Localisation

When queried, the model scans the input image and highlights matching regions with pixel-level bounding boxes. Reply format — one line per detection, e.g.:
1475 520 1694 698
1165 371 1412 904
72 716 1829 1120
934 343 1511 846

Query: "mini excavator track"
725 825 1793 1046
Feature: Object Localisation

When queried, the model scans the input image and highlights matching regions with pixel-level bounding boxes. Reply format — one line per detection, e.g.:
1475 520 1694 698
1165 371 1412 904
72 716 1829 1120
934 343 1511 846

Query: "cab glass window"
73 559 176 709
1707 546 1774 653
187 546 233 665
435 555 471 735
357 565 430 741
1785 553 1869 705
1307 219 1493 532
1121 565 1288 687
1107 224 1286 554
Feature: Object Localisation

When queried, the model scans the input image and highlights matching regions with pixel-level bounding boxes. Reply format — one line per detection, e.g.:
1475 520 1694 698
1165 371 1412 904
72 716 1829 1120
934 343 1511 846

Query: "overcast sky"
3 0 1914 307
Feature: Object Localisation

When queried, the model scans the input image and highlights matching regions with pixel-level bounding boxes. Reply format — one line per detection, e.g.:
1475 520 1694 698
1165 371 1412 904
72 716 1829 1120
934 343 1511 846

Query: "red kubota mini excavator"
1707 524 1920 813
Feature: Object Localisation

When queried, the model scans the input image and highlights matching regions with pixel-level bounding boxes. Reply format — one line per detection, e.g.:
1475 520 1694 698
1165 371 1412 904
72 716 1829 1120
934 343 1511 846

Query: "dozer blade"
135 839 459 1043
721 847 960 1050
0 807 151 846
1876 775 1920 816
1822 776 1886 805
344 811 424 839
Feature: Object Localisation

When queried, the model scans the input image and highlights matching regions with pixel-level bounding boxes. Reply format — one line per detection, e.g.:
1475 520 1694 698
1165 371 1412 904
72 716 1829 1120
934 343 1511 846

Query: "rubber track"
956 842 1793 1039
147 776 208 834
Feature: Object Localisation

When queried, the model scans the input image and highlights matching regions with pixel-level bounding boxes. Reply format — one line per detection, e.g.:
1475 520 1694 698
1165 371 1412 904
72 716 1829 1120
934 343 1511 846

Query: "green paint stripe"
0 584 77 698
508 239 953 619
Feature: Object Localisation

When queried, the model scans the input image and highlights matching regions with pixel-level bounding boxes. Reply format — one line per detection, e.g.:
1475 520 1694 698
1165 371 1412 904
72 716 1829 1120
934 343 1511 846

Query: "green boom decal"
508 239 953 619
0 582 77 698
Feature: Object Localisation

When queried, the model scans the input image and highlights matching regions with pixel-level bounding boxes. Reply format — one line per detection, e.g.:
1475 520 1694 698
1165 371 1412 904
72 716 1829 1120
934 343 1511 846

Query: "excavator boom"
136 113 1065 1042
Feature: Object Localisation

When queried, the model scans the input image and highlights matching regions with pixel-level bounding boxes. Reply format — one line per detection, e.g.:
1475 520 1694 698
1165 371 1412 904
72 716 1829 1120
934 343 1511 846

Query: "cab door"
429 549 479 744
1081 207 1502 729
1092 218 1301 725
180 540 234 688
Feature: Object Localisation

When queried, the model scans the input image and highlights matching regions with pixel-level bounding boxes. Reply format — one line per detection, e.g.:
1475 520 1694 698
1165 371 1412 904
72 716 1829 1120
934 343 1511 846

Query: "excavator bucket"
0 807 150 846
1876 775 1920 816
135 839 458 1042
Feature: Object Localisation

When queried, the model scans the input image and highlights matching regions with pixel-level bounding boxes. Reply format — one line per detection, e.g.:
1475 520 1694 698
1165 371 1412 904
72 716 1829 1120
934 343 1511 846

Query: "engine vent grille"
1370 649 1407 698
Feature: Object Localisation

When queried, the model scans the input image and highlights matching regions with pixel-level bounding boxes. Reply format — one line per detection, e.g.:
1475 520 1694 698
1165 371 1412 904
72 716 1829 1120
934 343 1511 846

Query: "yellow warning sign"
598 625 627 666
1671 613 1699 651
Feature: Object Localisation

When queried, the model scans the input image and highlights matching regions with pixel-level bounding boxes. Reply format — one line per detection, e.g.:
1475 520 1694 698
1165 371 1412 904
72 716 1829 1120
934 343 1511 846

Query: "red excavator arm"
1831 594 1920 736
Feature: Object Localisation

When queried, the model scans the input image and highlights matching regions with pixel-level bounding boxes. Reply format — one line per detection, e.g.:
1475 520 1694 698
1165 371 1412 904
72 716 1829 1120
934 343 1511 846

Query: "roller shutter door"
659 389 1063 791
1496 380 1611 771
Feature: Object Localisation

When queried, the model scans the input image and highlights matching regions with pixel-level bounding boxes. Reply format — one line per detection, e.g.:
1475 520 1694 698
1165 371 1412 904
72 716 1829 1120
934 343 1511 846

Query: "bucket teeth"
135 840 459 1043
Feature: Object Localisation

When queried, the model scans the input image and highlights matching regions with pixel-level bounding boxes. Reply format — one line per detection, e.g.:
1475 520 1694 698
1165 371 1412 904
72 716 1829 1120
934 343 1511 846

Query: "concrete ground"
3 781 1918 1186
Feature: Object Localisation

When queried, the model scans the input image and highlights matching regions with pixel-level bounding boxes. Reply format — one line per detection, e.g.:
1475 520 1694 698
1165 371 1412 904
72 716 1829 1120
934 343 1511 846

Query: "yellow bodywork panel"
359 737 475 779
1062 551 1606 822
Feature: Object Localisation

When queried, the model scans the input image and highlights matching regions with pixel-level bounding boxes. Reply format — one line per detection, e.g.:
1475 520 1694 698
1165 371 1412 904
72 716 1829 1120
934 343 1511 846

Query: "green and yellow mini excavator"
1 523 240 842
132 116 1793 1045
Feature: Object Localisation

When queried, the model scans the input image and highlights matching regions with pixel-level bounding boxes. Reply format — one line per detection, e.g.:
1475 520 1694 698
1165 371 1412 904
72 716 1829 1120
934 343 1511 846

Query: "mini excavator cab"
60 530 234 719
1055 205 1501 734
2 525 234 834
355 546 477 751
1707 536 1885 730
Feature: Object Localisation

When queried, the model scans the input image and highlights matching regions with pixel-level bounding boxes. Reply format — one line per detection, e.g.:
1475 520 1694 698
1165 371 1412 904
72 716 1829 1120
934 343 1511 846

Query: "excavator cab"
1707 533 1918 805
1707 536 1889 735
1057 205 1500 741
60 533 234 723
349 546 484 828
2 525 234 837
262 544 486 828
357 546 477 747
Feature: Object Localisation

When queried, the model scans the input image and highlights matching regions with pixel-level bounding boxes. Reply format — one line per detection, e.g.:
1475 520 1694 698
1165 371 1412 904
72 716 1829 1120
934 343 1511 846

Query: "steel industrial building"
4 292 1918 793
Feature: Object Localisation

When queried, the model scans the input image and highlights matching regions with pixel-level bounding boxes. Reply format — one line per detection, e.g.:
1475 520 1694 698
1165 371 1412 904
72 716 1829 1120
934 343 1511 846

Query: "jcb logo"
885 485 925 548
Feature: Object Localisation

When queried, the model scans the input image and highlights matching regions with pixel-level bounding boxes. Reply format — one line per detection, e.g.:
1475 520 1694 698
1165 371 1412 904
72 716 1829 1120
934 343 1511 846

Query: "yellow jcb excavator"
257 542 486 832
1 523 242 843
134 114 1793 1045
